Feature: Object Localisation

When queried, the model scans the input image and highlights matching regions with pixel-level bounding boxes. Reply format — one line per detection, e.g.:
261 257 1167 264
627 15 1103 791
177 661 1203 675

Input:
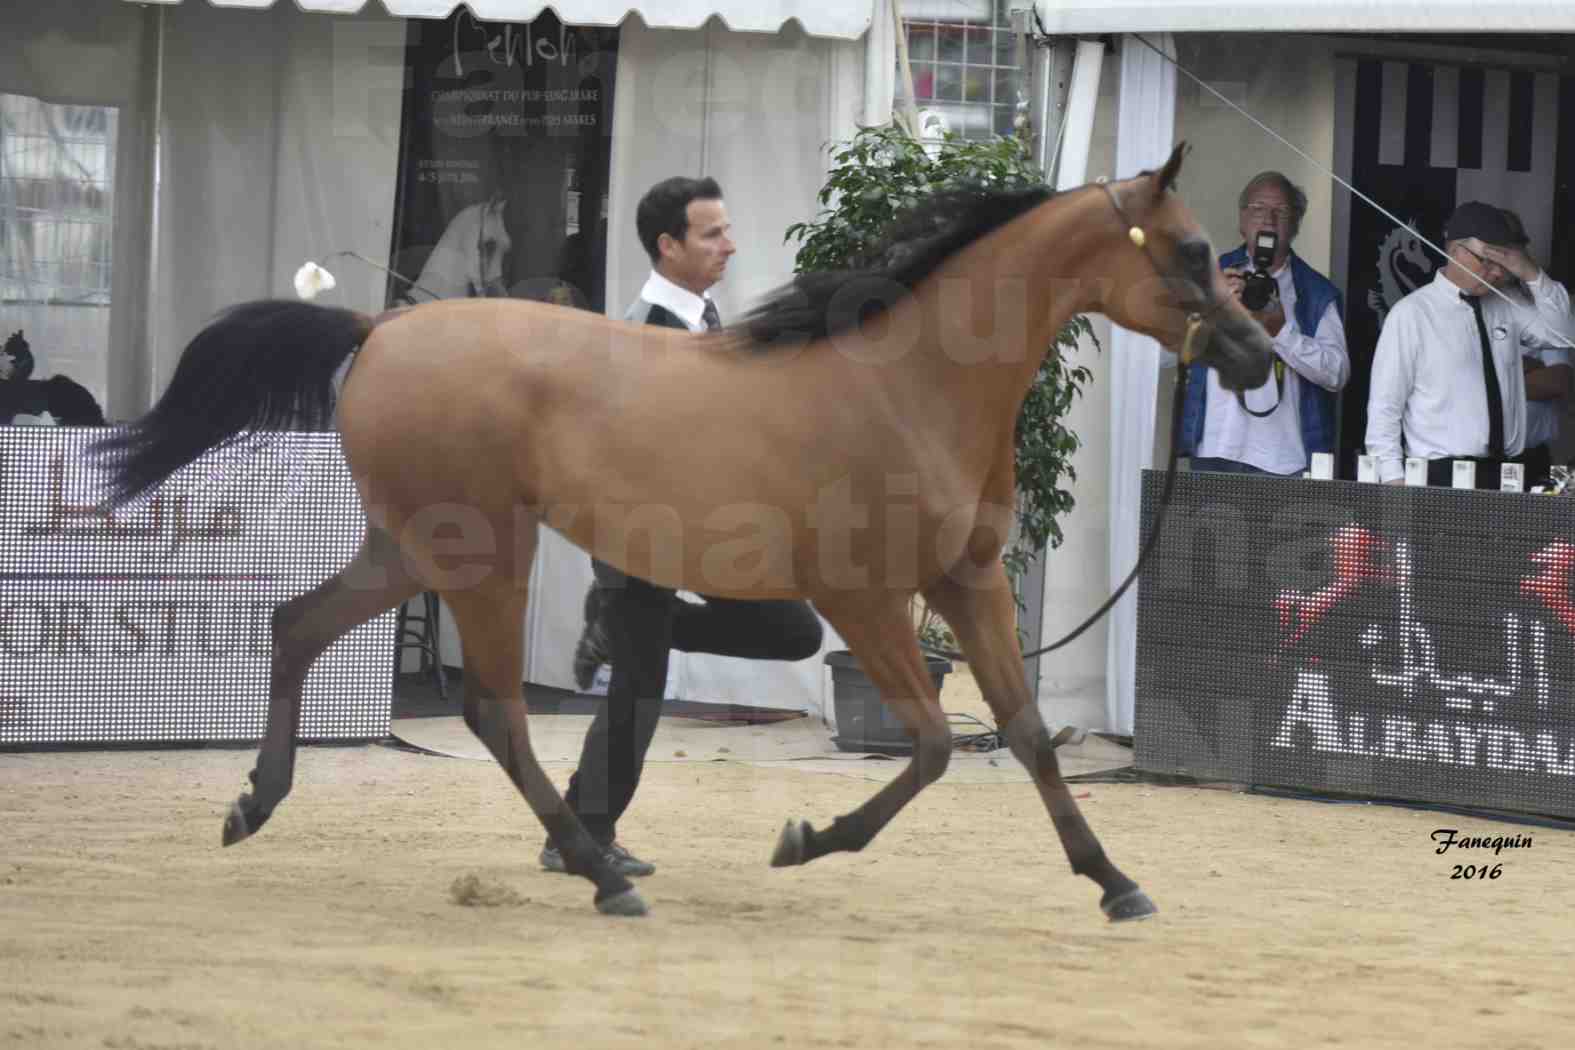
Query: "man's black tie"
701 299 721 331
1464 292 1505 458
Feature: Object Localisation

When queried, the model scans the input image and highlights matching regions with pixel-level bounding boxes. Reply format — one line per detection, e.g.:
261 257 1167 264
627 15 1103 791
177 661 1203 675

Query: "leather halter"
1095 178 1225 366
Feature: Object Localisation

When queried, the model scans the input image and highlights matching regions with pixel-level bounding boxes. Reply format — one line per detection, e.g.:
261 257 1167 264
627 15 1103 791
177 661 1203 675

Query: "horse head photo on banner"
405 194 512 301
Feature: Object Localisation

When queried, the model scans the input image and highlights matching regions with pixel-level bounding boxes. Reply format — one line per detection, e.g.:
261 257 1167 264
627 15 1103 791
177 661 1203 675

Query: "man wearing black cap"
1364 201 1575 488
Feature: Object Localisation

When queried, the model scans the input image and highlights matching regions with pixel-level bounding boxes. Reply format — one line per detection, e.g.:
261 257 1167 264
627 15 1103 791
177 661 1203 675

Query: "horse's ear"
1154 141 1189 195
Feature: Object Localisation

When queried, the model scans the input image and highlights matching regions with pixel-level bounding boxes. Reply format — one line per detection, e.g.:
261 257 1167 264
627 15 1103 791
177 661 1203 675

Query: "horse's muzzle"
1204 312 1275 392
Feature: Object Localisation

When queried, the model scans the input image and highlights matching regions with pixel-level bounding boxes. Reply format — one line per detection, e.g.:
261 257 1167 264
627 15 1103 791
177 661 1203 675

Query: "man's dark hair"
636 176 723 264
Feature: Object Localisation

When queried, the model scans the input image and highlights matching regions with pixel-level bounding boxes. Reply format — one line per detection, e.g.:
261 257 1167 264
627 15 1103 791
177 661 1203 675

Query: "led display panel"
1135 470 1575 819
0 428 394 746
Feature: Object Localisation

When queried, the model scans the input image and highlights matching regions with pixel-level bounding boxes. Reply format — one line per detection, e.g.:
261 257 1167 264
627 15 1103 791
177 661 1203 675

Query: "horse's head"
472 196 512 298
1093 144 1273 392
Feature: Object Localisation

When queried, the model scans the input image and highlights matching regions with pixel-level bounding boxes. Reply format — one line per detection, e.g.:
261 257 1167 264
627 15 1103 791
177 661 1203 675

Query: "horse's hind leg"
441 575 647 918
223 521 420 846
770 595 953 866
923 565 1156 922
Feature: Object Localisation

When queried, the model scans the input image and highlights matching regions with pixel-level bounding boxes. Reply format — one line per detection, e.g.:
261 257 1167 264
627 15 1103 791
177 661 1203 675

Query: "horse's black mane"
738 182 1056 352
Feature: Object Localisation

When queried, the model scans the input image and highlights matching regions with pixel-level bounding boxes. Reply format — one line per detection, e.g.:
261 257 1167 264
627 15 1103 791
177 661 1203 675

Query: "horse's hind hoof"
221 795 267 847
595 889 648 917
1101 887 1158 922
770 819 809 868
221 799 252 846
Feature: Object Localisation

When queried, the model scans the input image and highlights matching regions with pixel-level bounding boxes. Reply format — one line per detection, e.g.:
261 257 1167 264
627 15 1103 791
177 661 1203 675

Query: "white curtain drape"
523 14 864 718
1105 32 1175 735
1051 39 1106 192
1028 36 1111 735
150 5 405 397
863 0 895 128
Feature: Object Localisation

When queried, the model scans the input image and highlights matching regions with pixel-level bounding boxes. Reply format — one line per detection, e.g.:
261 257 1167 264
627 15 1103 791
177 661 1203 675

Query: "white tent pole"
144 5 166 411
864 0 895 127
1053 38 1104 190
890 0 921 137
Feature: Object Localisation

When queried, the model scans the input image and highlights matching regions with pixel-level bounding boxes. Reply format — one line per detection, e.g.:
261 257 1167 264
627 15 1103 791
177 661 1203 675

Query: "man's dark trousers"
562 560 822 843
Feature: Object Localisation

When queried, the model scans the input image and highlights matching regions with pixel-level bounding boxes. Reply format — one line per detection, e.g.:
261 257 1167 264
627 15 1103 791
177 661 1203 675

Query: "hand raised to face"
1475 242 1538 284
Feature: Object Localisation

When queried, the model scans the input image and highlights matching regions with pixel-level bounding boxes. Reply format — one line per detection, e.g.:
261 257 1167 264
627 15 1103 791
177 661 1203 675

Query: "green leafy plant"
786 125 1098 648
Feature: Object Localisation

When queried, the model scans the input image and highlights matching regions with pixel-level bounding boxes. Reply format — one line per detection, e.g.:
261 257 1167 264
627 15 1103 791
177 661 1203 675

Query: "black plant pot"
825 649 952 754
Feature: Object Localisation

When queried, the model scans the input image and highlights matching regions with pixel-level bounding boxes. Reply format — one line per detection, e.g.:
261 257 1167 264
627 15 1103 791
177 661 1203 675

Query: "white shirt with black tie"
634 271 719 333
1365 269 1575 482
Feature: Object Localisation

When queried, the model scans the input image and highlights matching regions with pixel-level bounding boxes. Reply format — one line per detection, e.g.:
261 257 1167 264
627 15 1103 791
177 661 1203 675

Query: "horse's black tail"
91 299 374 507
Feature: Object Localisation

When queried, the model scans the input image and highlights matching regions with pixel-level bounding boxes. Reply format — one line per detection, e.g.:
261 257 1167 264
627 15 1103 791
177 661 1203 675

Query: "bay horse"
91 144 1272 919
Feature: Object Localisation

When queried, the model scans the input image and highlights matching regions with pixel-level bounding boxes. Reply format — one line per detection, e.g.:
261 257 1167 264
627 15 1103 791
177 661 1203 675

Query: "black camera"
1240 230 1279 312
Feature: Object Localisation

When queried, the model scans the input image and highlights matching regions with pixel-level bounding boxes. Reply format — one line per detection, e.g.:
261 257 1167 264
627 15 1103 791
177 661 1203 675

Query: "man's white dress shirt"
1197 261 1349 474
1365 270 1574 482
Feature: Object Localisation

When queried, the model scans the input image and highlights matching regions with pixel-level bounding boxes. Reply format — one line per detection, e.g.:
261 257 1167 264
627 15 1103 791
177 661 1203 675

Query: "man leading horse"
544 175 825 878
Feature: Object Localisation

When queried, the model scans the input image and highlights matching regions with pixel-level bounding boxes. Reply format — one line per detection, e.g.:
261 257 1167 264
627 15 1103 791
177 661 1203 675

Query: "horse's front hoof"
595 888 648 917
221 795 266 847
770 819 809 867
1101 887 1158 922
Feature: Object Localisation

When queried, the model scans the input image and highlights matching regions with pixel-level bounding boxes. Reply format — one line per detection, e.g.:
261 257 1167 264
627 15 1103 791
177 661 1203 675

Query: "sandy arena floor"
4 704 1574 1050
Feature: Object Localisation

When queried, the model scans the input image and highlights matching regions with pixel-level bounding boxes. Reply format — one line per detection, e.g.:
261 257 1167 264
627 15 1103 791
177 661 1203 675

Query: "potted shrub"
786 124 1097 752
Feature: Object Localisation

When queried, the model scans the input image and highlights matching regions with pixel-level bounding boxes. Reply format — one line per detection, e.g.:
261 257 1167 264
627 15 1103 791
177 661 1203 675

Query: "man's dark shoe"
539 840 656 877
572 584 611 692
603 841 656 877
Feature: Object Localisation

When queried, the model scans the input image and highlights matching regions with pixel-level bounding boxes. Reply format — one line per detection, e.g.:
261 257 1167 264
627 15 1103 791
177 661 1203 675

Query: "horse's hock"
826 650 954 754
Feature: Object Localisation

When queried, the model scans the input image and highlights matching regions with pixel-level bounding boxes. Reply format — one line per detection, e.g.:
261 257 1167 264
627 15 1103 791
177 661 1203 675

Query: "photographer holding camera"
1178 171 1350 475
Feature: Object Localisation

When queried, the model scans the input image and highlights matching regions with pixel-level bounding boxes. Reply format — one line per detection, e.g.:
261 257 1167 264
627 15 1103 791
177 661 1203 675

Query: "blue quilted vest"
1177 248 1343 465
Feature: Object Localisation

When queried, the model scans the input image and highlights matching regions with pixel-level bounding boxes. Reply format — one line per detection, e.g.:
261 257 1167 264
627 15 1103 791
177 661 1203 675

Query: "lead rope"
920 180 1211 663
920 359 1190 664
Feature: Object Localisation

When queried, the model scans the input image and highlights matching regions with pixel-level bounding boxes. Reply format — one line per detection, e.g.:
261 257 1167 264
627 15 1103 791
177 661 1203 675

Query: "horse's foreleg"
223 524 419 846
923 566 1156 922
443 584 646 918
770 598 952 867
